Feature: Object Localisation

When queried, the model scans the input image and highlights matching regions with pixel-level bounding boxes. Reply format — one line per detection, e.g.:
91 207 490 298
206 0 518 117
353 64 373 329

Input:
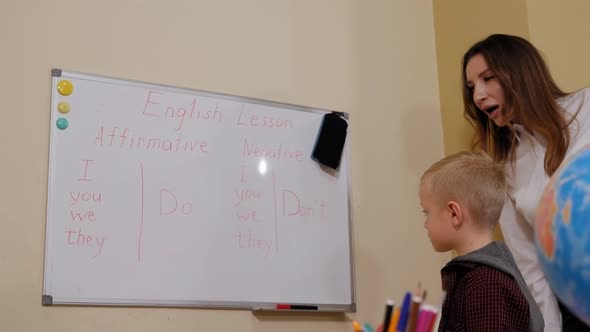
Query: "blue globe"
536 147 590 326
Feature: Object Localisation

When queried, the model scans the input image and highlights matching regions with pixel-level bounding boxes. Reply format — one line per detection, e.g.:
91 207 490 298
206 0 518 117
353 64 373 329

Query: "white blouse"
501 87 590 332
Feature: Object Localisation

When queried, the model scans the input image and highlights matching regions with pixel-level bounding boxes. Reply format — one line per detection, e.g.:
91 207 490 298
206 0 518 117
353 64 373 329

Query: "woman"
461 34 590 331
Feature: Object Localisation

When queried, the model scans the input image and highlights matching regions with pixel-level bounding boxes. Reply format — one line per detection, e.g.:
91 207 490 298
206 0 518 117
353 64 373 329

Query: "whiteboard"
42 69 355 312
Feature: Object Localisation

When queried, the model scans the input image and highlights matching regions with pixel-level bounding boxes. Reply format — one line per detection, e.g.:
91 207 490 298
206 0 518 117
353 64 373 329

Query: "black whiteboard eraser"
311 112 348 170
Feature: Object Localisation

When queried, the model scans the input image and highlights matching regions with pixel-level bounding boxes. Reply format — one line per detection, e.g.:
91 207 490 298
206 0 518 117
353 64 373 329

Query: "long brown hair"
461 34 569 176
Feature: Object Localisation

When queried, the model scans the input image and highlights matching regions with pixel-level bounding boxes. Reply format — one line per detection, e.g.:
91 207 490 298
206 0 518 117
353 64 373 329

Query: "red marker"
276 304 319 310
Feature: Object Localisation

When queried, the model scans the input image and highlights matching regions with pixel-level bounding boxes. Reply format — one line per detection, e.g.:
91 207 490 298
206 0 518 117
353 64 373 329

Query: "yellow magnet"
58 101 70 114
57 80 73 96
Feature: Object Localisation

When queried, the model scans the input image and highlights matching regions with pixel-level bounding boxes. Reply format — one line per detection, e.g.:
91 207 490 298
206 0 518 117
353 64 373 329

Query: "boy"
420 151 544 332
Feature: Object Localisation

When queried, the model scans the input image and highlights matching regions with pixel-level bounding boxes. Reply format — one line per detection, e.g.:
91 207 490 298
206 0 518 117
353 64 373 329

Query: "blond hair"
420 151 508 229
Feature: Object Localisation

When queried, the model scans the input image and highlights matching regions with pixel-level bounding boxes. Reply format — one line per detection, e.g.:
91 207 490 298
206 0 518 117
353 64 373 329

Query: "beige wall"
0 1 447 331
527 0 590 92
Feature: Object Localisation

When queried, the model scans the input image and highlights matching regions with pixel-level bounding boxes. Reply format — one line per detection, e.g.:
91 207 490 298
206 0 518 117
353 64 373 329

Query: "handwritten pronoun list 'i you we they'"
66 159 105 259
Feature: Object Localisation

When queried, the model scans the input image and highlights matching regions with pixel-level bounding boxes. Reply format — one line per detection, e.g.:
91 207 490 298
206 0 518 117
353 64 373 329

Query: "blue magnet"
56 118 69 130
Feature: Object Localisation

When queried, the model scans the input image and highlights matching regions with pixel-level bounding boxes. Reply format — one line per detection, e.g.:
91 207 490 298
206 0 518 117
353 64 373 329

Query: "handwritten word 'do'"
237 104 293 129
282 190 327 218
142 90 223 131
69 191 103 206
242 138 303 162
160 189 193 216
65 228 105 259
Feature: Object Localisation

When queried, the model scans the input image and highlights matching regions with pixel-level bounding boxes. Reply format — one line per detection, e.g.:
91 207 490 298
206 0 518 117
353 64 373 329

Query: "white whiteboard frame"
42 69 356 312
